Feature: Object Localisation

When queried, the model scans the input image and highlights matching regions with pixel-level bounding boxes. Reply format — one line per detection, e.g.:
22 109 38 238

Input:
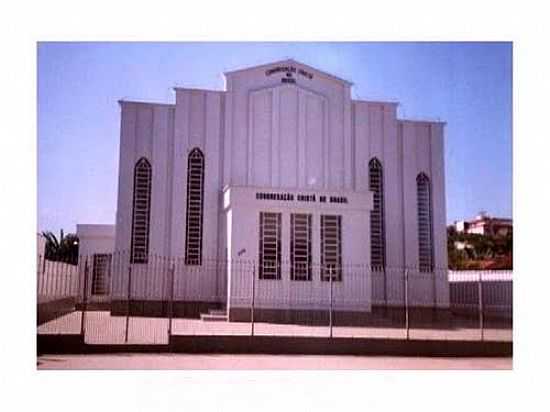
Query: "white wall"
448 270 512 311
224 186 372 312
77 224 115 256
396 121 450 307
77 224 115 300
114 102 176 257
173 89 224 300
225 59 353 191
37 260 79 300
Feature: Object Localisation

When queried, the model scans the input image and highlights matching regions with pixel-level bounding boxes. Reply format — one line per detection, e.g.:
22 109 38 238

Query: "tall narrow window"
291 213 312 281
185 148 205 265
92 253 112 295
259 212 281 279
369 158 386 270
130 157 152 264
417 172 434 272
321 215 342 281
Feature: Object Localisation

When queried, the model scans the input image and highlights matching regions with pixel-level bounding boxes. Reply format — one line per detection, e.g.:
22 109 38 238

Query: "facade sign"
265 65 314 84
255 191 348 204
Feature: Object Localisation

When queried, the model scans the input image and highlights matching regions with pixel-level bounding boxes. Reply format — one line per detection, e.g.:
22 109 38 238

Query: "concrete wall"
36 259 80 325
448 270 512 310
37 260 79 300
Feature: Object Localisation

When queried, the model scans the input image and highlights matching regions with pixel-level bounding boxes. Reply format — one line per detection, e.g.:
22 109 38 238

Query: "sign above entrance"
256 191 348 204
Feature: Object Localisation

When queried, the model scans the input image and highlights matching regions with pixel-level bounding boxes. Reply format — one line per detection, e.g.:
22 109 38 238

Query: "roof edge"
353 99 399 106
398 118 447 126
118 99 175 108
173 86 225 93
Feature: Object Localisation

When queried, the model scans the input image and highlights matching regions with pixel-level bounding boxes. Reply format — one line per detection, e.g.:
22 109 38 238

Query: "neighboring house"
454 241 473 251
455 212 513 237
78 58 450 322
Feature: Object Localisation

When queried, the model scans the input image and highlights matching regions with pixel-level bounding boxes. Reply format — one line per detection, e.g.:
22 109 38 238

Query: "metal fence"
37 252 513 345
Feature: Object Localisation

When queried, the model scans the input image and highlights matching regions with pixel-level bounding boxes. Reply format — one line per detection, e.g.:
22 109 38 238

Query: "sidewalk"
38 310 513 344
36 353 513 369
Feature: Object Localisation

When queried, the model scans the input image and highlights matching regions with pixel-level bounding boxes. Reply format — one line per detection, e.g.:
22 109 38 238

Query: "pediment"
224 58 353 88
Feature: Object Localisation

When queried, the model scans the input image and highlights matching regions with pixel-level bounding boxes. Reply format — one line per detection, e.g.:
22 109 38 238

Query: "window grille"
185 148 205 265
417 173 434 272
369 158 386 270
259 212 282 279
130 157 152 264
291 213 312 281
91 253 111 295
320 215 342 281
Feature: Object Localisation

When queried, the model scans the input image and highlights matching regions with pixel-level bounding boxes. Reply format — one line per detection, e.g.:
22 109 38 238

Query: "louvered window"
417 173 434 272
185 148 205 265
290 213 312 281
130 158 152 264
259 212 281 279
92 253 111 295
320 215 342 281
369 158 385 270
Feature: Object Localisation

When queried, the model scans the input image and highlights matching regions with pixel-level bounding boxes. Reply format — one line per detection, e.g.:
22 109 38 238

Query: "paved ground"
37 311 512 344
36 353 512 369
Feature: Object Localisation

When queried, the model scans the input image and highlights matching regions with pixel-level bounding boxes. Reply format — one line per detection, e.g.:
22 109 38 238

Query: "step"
208 309 227 316
200 313 228 322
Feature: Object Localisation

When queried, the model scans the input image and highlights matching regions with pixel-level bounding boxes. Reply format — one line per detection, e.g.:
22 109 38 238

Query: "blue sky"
37 42 512 234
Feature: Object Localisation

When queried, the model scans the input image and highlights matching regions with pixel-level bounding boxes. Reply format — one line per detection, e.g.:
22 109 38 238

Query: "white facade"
109 59 449 315
77 224 115 257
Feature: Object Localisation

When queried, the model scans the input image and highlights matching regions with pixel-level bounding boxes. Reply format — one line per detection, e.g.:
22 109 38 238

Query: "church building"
80 59 450 322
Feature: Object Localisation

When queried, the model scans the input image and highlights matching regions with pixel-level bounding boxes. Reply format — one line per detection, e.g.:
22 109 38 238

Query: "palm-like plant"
42 229 79 264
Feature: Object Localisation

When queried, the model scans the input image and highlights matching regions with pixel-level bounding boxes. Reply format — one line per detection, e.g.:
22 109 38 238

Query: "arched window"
185 148 205 265
369 158 385 270
130 157 152 264
417 172 434 272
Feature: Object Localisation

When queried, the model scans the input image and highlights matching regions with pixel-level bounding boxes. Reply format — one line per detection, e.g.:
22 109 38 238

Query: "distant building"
455 212 512 237
453 240 473 251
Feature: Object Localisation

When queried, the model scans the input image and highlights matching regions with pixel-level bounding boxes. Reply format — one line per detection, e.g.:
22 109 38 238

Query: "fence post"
383 266 388 316
329 266 333 339
251 262 255 337
80 257 89 337
52 259 59 299
168 261 175 340
478 271 484 341
40 254 47 296
404 268 409 340
37 255 42 297
125 265 132 344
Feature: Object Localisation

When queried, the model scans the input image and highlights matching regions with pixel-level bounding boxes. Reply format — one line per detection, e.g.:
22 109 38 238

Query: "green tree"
447 225 513 270
42 229 79 264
